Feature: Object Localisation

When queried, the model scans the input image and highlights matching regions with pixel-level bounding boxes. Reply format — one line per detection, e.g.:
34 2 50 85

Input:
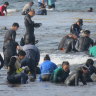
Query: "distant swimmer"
70 19 83 37
22 2 34 15
88 7 93 12
58 34 77 53
37 4 47 15
0 2 9 16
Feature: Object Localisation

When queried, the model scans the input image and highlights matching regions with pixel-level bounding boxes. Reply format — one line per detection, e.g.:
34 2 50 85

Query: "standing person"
3 23 20 68
58 34 77 53
22 2 34 15
40 54 57 81
38 0 45 7
0 2 9 16
0 54 4 70
65 66 88 86
50 61 70 83
24 10 41 45
48 0 56 9
7 50 28 84
70 19 83 37
76 30 94 52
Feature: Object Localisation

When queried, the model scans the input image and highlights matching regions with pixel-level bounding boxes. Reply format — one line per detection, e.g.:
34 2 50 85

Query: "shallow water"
0 0 96 96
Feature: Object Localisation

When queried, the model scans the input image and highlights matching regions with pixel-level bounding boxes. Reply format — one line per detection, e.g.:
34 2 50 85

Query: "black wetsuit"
0 54 4 69
58 36 77 53
3 29 18 67
70 23 82 37
76 36 94 52
24 14 41 45
65 67 87 86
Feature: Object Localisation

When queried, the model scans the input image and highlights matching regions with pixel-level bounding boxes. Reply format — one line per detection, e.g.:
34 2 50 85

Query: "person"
38 0 45 7
89 42 96 57
88 7 93 12
58 34 77 53
21 41 40 81
85 59 96 82
7 50 28 84
65 66 88 86
0 54 4 70
76 30 94 52
70 19 83 37
24 10 42 45
40 54 57 81
48 0 56 9
22 2 34 15
0 2 9 16
50 61 70 83
37 4 47 15
3 23 20 68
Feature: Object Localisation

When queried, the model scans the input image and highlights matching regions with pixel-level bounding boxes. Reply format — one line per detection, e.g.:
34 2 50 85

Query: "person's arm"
0 54 4 69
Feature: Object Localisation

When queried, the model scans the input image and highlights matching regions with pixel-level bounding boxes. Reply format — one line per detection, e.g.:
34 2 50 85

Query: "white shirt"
23 3 31 12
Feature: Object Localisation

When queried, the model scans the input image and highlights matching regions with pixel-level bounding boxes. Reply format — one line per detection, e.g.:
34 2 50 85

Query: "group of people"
58 19 96 57
0 1 96 86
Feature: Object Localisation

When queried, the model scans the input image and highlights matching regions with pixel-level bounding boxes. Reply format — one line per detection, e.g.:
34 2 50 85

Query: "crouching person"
65 66 88 86
40 55 57 81
7 50 28 84
50 61 70 83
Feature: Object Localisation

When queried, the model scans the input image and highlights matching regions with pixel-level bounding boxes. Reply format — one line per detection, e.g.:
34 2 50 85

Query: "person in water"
48 0 56 9
22 2 34 15
58 34 77 53
85 59 96 82
65 66 89 86
3 23 20 68
21 41 40 81
7 50 28 84
37 4 47 15
24 10 42 45
50 61 70 83
0 54 4 70
70 19 83 37
40 54 57 81
76 30 94 52
89 42 96 57
0 2 9 16
88 7 93 12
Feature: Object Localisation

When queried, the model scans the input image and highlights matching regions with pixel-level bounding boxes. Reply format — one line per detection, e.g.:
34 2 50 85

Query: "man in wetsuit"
0 2 9 16
22 2 34 15
58 34 77 53
3 23 20 68
76 30 94 52
24 10 42 45
70 19 83 37
65 66 88 86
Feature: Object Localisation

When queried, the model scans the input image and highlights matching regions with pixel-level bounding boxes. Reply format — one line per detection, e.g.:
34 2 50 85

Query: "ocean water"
0 0 96 96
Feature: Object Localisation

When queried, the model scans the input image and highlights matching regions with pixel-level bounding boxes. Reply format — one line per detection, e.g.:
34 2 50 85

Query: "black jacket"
65 67 87 86
76 36 94 52
58 36 76 53
0 54 4 69
70 23 81 37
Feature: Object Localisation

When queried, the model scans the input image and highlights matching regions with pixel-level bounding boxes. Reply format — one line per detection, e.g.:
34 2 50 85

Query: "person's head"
76 19 83 26
44 54 50 61
89 7 93 12
83 30 91 37
82 66 89 74
4 2 9 7
18 50 26 60
29 2 34 6
28 9 35 17
11 23 19 31
62 61 70 72
86 59 94 67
